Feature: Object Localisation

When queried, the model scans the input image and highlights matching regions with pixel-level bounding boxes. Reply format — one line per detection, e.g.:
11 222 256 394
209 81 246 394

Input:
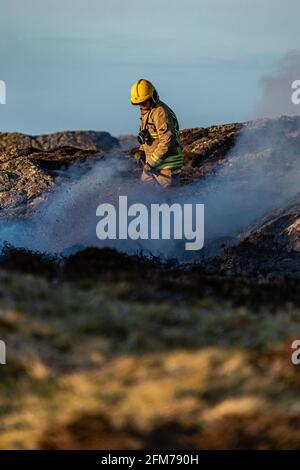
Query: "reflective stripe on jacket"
139 100 183 170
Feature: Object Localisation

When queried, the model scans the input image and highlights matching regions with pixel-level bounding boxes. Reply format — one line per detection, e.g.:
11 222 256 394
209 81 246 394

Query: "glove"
131 148 146 164
144 162 157 174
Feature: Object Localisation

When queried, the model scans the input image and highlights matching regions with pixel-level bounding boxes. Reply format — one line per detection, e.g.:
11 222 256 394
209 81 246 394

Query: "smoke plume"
255 51 300 118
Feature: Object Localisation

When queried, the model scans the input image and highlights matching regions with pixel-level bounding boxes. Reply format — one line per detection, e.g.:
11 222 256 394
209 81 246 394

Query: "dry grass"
0 269 300 449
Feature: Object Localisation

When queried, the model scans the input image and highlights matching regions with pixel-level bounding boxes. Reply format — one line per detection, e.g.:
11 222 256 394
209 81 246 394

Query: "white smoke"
0 156 197 261
0 157 129 254
255 51 300 118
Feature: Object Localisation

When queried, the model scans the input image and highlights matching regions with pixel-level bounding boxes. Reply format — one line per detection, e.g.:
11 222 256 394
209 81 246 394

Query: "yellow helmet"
130 79 158 105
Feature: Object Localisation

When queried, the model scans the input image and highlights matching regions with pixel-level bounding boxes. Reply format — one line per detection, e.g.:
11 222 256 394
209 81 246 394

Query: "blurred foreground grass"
0 268 300 449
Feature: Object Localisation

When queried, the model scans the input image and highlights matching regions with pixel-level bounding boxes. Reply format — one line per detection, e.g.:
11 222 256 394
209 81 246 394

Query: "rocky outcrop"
34 130 120 152
180 116 300 182
208 193 300 279
180 122 242 181
0 130 119 215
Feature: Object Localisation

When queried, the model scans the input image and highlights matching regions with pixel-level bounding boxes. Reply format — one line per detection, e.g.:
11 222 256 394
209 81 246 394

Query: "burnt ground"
0 245 300 311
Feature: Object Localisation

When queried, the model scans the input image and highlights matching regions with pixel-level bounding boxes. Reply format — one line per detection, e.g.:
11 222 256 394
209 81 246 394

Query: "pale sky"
0 0 299 136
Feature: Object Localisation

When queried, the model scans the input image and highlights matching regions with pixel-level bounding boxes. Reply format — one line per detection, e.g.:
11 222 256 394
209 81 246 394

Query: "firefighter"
130 79 183 188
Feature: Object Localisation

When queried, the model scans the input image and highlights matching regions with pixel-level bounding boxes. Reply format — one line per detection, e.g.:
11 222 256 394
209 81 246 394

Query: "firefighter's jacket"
139 100 183 170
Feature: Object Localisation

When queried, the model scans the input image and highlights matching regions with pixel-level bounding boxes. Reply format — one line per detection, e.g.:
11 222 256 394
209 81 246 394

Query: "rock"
34 130 119 152
207 193 300 278
118 134 138 151
0 130 120 216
